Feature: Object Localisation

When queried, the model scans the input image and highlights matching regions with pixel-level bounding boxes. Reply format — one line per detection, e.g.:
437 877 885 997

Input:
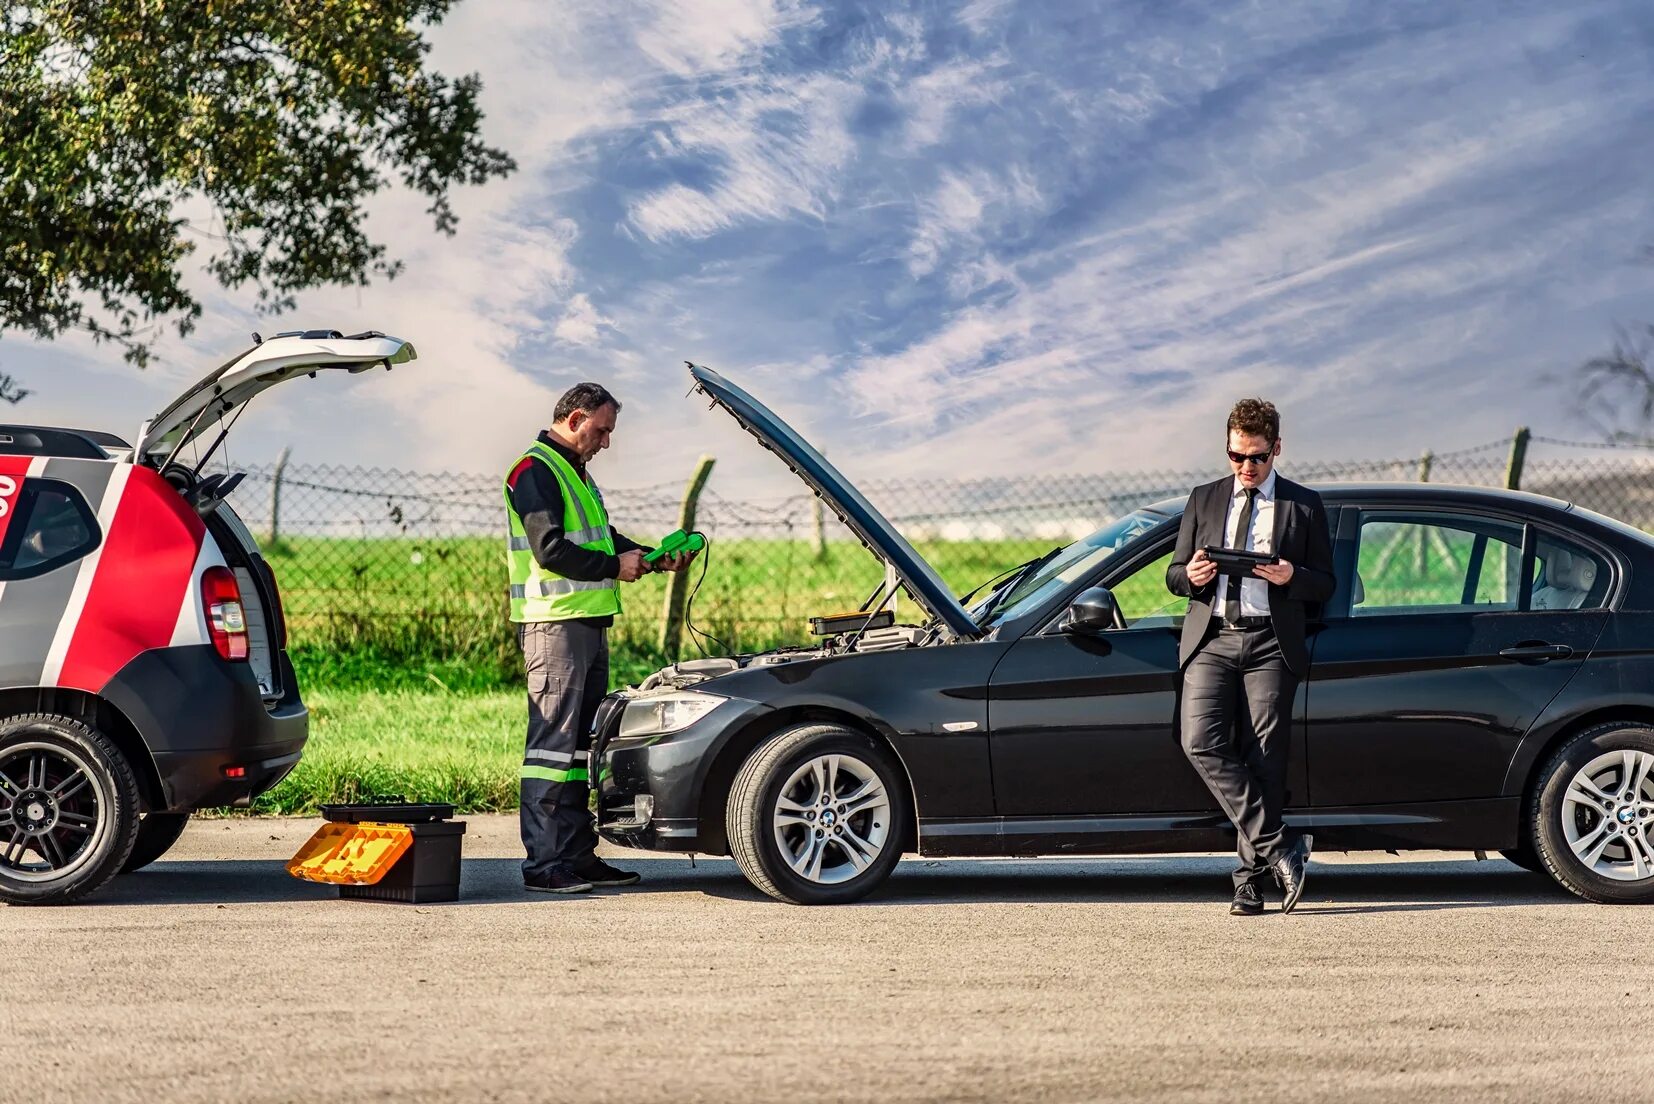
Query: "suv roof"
0 425 131 460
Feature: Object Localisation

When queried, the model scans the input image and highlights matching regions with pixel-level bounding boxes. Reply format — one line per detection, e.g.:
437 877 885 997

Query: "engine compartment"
634 624 932 690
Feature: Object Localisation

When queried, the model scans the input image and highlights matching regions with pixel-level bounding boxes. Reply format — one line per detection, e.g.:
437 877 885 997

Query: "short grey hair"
554 382 621 423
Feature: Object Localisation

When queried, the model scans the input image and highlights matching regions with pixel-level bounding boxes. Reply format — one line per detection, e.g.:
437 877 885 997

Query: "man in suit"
1166 399 1335 915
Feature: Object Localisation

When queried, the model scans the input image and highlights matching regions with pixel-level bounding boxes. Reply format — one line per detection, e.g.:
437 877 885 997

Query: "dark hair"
554 382 621 424
1227 398 1279 442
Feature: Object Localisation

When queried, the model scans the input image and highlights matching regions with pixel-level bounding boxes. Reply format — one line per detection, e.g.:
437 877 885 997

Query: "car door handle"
1498 643 1574 664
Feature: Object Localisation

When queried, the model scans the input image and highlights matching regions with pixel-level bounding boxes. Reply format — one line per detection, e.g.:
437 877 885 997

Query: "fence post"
1415 449 1432 574
660 455 716 659
269 445 292 546
1504 426 1530 490
810 494 827 562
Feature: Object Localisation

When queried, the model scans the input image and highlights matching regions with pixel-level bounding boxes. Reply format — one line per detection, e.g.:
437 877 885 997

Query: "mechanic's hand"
1254 559 1295 586
654 550 696 573
1187 548 1219 588
617 549 648 582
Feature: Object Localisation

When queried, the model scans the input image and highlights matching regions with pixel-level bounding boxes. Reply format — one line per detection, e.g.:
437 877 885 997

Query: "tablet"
1201 545 1278 577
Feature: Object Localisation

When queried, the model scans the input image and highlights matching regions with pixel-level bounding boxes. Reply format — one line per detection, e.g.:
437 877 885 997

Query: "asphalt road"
3 816 1649 1104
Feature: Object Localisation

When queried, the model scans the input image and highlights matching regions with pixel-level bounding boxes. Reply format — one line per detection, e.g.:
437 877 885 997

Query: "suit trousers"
518 620 607 881
1179 624 1298 891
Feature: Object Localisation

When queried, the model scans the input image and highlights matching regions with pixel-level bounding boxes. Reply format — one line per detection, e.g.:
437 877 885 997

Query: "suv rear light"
202 565 249 661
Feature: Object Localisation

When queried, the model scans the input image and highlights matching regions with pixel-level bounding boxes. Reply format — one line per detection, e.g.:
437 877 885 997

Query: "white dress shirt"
1221 469 1276 619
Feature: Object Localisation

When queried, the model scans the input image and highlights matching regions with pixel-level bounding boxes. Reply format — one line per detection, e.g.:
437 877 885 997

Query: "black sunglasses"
1226 448 1274 466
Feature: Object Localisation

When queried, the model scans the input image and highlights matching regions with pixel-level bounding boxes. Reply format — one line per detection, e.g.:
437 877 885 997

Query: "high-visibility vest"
503 441 621 622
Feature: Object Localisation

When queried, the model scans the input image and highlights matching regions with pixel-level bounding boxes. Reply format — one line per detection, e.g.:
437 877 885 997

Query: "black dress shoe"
1271 834 1313 914
524 868 594 894
570 856 642 887
1230 883 1264 916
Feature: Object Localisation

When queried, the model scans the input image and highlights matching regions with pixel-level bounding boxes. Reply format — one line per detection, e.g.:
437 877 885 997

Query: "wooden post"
269 445 291 546
660 455 716 659
1415 449 1432 574
1504 426 1530 490
810 494 827 562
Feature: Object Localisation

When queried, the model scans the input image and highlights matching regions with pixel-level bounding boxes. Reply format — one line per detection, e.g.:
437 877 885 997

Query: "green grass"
270 535 1064 691
249 687 522 814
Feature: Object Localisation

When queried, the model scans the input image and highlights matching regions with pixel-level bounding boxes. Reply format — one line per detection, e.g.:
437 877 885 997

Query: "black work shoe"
524 869 594 895
1230 883 1265 916
1271 834 1313 914
570 856 642 887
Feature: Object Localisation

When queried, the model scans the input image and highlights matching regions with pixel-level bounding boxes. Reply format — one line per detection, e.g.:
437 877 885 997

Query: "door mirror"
1061 586 1121 635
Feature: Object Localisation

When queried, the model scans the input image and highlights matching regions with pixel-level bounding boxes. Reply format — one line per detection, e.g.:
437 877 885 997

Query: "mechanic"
504 382 695 895
1166 398 1335 916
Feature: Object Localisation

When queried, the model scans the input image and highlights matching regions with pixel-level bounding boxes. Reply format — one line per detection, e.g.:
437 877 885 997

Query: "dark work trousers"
1179 624 1299 892
519 620 609 881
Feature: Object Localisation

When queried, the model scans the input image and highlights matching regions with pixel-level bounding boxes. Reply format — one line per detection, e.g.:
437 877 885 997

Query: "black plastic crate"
335 817 467 904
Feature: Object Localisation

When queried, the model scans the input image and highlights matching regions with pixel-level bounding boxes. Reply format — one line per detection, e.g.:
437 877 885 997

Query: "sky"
5 0 1654 499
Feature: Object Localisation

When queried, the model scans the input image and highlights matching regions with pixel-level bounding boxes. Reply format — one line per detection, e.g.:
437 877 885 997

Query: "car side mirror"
1061 586 1121 635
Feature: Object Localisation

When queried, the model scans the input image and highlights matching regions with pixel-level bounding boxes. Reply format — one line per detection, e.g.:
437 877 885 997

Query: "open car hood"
133 330 416 466
688 363 980 641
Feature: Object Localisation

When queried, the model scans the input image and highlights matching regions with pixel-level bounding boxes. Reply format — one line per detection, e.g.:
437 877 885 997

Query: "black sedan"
595 365 1654 905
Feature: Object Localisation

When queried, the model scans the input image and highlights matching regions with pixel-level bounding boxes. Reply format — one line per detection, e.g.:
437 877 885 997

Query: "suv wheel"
0 714 140 905
1532 722 1654 904
727 724 908 905
120 813 192 874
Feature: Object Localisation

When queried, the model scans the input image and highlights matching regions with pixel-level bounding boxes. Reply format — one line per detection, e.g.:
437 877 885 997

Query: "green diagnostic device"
643 529 705 563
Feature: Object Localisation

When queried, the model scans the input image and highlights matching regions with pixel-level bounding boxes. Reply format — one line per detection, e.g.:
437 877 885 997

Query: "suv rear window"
0 480 100 579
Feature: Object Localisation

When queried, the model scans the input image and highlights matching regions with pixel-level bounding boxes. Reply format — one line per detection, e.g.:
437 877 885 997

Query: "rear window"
0 480 100 580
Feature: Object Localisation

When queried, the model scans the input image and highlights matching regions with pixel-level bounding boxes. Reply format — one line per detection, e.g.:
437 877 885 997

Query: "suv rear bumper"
100 645 308 812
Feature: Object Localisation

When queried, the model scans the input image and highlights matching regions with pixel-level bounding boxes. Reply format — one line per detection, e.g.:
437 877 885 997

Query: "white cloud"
553 293 613 346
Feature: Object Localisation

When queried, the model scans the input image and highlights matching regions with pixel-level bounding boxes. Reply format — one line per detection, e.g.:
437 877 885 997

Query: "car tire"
0 713 141 905
120 813 192 874
727 723 909 905
1531 722 1654 904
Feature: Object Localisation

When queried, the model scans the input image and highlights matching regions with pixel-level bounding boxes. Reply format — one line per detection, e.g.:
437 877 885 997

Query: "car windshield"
968 507 1172 627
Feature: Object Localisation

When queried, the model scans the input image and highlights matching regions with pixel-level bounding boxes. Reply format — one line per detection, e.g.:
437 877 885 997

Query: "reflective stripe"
521 765 589 784
510 578 618 600
526 749 573 764
509 528 606 551
565 525 610 545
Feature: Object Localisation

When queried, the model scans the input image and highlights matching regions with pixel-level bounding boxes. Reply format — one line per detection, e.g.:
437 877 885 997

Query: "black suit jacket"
1165 475 1336 676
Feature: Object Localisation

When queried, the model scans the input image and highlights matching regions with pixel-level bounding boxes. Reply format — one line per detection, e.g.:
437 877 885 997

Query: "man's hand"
617 549 647 582
1187 548 1218 588
1254 559 1295 586
652 550 697 574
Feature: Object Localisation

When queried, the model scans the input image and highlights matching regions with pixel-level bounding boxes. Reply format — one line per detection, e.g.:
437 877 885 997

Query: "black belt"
1220 616 1271 630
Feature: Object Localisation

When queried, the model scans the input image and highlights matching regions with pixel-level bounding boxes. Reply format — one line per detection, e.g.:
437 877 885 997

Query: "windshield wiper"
973 546 1063 627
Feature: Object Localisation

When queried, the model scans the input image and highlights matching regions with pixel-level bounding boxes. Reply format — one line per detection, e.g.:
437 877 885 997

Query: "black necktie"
1225 488 1258 624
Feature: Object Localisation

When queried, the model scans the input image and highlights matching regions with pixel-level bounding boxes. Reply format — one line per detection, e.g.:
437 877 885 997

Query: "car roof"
1144 480 1654 551
0 425 130 460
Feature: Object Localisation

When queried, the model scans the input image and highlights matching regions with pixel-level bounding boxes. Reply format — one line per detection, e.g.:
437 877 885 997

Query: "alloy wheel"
1561 749 1654 882
771 753 892 885
0 741 110 883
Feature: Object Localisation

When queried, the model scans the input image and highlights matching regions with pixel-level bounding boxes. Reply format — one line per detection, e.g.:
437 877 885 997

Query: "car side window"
1530 534 1610 611
1105 547 1181 629
1351 512 1524 616
0 480 99 580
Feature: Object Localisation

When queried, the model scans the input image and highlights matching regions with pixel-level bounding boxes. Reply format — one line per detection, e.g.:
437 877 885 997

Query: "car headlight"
618 691 726 739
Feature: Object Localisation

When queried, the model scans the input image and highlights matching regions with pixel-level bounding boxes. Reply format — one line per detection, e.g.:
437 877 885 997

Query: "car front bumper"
593 690 773 852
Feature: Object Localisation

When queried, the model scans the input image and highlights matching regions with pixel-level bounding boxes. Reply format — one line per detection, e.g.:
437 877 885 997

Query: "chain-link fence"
217 431 1654 672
